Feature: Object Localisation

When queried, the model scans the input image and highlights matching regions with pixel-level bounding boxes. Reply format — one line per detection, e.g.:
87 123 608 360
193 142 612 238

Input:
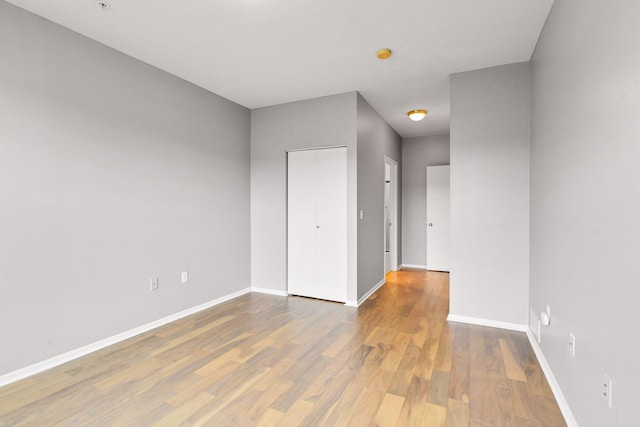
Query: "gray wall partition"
449 63 531 326
530 0 640 424
0 1 251 376
356 94 402 300
250 93 359 301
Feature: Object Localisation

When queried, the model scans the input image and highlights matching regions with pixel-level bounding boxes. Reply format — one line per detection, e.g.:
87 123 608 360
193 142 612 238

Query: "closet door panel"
287 150 319 296
287 147 346 302
315 147 347 301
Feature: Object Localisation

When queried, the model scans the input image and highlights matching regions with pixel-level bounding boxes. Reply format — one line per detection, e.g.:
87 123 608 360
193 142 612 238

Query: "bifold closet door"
287 147 347 302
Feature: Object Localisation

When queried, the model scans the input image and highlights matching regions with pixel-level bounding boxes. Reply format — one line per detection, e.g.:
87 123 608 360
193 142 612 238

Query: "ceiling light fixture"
97 1 110 9
376 48 392 60
407 109 427 121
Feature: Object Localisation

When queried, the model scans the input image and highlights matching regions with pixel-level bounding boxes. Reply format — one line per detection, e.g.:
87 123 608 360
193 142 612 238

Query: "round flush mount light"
407 109 428 121
97 1 110 9
376 48 392 60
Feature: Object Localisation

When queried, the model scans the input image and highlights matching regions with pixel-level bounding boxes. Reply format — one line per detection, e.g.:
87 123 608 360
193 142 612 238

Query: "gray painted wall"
356 94 402 299
251 92 400 303
530 0 640 424
401 135 450 267
250 93 359 301
450 63 530 325
0 2 251 376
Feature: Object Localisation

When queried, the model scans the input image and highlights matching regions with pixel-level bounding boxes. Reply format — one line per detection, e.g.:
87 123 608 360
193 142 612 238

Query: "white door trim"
384 156 399 272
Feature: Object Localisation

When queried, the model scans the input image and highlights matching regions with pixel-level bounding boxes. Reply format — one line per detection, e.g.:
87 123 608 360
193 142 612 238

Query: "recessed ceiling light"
407 109 428 121
97 1 110 9
376 48 392 60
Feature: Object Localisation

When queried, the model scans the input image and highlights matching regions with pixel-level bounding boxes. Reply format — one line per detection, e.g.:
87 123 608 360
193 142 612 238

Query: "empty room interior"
1 0 638 425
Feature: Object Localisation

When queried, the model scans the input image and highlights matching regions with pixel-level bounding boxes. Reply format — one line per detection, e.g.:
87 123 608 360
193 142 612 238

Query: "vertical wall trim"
384 155 399 272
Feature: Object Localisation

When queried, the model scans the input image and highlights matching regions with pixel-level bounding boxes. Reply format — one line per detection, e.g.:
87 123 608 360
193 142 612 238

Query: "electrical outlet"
603 374 613 408
181 271 189 284
150 277 159 290
569 332 576 357
540 304 551 326
541 311 550 326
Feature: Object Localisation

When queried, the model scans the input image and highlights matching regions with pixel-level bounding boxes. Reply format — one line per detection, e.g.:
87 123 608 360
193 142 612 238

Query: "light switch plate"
569 332 576 357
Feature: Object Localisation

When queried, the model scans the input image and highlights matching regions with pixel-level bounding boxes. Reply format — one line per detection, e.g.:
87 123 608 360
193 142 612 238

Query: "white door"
426 165 450 272
288 147 347 302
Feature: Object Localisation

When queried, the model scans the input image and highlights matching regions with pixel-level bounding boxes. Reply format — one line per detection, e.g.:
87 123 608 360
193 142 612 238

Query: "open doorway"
384 156 399 273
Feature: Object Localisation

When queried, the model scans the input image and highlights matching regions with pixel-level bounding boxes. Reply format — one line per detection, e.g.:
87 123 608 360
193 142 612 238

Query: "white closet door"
287 147 347 302
287 150 318 295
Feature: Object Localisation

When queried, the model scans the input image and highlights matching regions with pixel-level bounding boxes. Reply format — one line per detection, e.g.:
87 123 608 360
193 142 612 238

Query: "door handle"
428 223 433 227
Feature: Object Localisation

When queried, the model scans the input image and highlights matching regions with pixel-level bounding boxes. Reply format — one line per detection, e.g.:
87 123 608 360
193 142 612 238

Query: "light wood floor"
0 270 566 426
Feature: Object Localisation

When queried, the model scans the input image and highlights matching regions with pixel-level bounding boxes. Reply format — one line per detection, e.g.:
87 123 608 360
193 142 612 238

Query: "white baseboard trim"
360 278 386 306
0 287 251 388
526 330 578 427
447 313 577 426
446 314 528 332
346 278 386 308
400 264 427 270
250 287 288 297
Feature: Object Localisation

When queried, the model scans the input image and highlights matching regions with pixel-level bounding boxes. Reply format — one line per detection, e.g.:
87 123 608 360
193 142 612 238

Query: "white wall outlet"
359 210 364 220
540 304 551 326
181 271 189 284
569 332 576 357
150 277 159 290
546 304 551 318
540 311 550 326
603 374 613 408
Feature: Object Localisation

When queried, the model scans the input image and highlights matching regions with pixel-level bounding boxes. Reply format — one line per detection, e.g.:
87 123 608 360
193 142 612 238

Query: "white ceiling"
6 0 554 138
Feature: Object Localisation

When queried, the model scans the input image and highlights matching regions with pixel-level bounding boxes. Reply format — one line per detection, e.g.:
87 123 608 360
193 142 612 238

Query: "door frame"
286 145 348 302
384 156 399 272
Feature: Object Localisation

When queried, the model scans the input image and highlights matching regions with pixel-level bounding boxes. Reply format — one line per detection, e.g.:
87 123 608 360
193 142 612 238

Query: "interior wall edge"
355 277 386 307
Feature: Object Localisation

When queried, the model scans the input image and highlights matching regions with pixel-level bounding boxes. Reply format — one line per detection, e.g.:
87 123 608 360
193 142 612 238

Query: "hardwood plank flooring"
0 270 566 426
